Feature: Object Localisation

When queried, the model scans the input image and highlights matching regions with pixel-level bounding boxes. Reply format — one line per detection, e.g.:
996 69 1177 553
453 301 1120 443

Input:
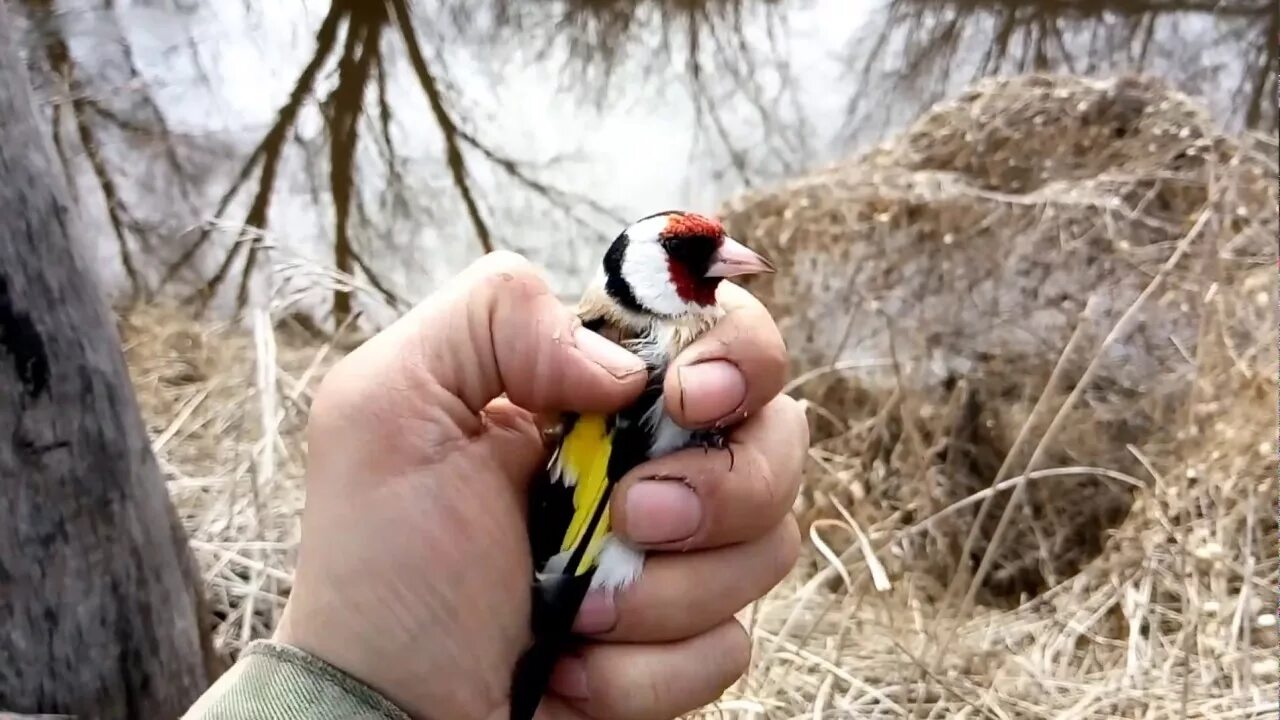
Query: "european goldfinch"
510 210 775 719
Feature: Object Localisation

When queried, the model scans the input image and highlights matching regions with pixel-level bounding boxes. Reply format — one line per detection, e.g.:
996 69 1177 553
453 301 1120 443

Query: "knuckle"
762 326 788 370
694 443 765 527
697 442 773 542
746 443 779 512
772 517 802 581
467 252 550 303
779 395 812 457
474 248 532 271
310 358 363 425
689 454 731 506
733 313 787 377
489 270 548 304
745 520 801 600
723 620 752 677
479 400 537 437
795 410 811 453
738 316 784 357
774 391 803 420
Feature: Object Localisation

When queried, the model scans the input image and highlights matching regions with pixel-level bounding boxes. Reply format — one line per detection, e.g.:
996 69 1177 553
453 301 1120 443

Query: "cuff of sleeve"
183 640 412 720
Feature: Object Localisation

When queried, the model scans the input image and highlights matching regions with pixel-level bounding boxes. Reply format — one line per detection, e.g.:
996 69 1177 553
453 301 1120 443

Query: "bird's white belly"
591 536 646 591
589 407 692 592
646 408 694 458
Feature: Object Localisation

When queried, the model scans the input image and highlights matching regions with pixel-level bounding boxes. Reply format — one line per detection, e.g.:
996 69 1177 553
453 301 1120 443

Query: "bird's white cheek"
622 240 694 316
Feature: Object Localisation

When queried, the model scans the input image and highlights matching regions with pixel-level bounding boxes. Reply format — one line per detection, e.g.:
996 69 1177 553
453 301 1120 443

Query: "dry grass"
119 74 1277 718
121 304 324 656
118 239 381 659
718 74 1277 717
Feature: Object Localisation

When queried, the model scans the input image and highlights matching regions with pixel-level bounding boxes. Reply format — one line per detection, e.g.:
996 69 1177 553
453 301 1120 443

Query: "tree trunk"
0 2 211 716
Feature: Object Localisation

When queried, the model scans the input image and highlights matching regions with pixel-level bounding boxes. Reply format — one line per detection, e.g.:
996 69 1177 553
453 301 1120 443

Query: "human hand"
274 251 808 720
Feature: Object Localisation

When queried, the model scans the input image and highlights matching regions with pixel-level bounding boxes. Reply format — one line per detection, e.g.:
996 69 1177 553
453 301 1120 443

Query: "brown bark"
0 1 210 715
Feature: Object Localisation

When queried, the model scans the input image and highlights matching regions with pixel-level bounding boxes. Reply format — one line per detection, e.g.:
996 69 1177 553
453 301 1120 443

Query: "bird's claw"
689 430 735 471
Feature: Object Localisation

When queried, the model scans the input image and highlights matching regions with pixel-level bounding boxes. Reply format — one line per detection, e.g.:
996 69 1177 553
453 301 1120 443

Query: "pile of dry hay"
720 74 1276 716
119 305 352 659
118 73 1276 717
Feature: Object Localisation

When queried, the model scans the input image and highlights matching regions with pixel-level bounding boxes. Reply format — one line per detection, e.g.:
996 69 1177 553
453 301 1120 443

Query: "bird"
509 210 775 720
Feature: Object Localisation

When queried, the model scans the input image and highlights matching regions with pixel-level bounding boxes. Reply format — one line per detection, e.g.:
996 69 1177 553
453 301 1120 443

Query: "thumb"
414 250 646 414
313 251 646 451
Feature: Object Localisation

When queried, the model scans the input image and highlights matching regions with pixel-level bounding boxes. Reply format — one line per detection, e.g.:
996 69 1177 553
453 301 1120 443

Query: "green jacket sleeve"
183 640 412 720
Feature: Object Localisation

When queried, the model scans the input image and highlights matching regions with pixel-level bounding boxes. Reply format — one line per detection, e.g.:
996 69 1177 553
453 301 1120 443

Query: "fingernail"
574 326 644 378
550 657 589 700
678 360 747 425
573 591 617 634
625 478 701 544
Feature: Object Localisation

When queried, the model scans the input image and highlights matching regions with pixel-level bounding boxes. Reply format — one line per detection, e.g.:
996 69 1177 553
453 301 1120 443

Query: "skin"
274 251 809 720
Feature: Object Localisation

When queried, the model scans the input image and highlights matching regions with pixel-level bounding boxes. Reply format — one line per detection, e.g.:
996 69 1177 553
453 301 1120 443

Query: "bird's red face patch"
662 213 725 306
666 254 714 306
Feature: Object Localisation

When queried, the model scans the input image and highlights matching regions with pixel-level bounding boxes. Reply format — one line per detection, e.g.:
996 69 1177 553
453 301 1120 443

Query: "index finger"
662 281 788 429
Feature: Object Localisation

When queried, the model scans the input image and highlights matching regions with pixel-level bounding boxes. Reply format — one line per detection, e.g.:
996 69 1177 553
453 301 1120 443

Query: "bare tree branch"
325 4 384 324
169 2 345 309
71 91 143 296
453 127 627 227
389 0 494 254
349 244 408 311
372 42 410 220
24 0 143 297
103 0 197 207
48 100 76 203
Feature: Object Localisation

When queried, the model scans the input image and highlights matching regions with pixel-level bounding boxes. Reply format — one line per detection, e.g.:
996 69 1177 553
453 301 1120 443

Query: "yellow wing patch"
554 414 615 575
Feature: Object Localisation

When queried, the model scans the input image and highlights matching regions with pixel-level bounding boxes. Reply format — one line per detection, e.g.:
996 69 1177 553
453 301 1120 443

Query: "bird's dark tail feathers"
509 572 593 720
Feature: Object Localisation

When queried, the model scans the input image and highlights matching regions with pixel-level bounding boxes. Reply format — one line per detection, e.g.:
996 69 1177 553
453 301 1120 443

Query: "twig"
902 466 1146 540
454 126 627 227
35 20 144 297
956 204 1215 638
164 3 345 302
942 300 1095 605
782 358 897 395
829 493 891 592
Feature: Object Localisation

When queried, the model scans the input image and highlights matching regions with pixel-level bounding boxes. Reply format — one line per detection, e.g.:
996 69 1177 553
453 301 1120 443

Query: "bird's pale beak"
705 237 776 278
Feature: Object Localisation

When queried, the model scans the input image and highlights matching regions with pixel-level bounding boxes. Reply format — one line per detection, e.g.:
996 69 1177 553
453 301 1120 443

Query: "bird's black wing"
511 336 666 720
526 411 580 572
